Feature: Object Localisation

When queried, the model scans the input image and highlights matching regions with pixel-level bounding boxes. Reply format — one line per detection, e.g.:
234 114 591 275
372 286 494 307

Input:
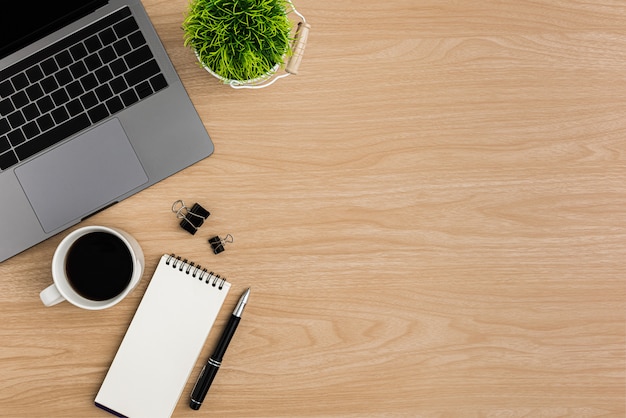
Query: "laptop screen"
0 0 108 60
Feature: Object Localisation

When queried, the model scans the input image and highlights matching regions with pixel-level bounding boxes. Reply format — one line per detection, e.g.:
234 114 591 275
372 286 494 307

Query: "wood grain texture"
1 0 625 416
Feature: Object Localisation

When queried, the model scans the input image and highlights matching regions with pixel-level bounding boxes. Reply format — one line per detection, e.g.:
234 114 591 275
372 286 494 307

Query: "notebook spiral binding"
165 254 226 289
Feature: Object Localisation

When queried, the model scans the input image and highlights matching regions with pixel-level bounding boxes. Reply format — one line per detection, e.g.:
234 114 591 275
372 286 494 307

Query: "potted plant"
182 0 309 88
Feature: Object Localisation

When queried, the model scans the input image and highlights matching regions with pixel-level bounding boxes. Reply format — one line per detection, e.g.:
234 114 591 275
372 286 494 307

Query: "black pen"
190 288 250 411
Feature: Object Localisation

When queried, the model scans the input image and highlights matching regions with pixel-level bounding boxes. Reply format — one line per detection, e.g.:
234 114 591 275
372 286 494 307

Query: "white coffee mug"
40 226 144 310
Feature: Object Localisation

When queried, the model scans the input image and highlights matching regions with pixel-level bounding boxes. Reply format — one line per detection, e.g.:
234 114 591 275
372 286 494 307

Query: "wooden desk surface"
1 0 624 416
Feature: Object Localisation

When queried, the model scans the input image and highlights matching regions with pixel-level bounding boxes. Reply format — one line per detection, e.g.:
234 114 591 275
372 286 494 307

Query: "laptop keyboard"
0 7 168 171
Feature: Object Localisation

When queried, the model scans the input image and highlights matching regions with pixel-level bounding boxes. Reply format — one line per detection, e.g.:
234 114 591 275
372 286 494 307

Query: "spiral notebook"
95 254 231 418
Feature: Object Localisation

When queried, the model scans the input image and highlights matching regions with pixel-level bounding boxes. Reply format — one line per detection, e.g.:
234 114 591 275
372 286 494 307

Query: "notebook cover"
95 254 230 418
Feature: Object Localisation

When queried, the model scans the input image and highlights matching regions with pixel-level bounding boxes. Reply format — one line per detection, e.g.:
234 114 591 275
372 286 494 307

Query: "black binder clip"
172 200 210 235
208 234 233 254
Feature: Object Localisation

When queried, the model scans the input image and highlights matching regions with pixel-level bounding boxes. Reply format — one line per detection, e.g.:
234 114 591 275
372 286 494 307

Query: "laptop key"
110 58 127 76
11 91 29 108
36 114 55 132
66 99 83 117
114 17 140 38
0 98 15 116
22 103 40 121
99 27 117 45
80 91 99 110
105 96 124 114
55 50 73 68
95 84 113 101
51 88 70 106
149 74 168 92
36 96 55 114
51 107 70 124
80 73 98 91
99 46 117 64
0 150 18 170
0 119 9 136
113 38 131 56
85 53 102 71
26 83 44 101
88 104 109 123
7 129 26 147
0 136 9 153
128 31 146 49
135 81 152 99
41 57 59 75
15 113 90 161
70 61 88 79
124 45 153 69
66 80 84 98
26 65 44 83
85 35 103 53
95 66 114 84
41 76 59 94
70 43 88 61
125 59 159 87
12 73 29 90
120 89 138 107
55 68 73 86
0 80 15 98
8 111 25 129
110 76 127 94
23 121 40 139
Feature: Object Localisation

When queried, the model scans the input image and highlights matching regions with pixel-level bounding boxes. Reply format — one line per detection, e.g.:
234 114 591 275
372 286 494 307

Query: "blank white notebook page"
95 254 231 418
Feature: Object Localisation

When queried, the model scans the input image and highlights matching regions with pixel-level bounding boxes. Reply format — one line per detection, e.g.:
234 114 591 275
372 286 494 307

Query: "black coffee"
65 232 133 301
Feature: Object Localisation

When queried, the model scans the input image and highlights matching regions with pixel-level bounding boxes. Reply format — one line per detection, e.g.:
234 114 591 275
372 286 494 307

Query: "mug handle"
40 284 65 307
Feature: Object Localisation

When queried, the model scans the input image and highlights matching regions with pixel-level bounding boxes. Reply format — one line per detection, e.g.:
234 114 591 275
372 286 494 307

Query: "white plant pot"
194 50 280 88
191 0 309 90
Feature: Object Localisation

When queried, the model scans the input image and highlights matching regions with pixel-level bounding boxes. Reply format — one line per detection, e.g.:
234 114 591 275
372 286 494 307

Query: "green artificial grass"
183 0 293 82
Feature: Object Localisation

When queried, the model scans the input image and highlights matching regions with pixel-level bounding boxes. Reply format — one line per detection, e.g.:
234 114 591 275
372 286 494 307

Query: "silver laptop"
0 0 214 262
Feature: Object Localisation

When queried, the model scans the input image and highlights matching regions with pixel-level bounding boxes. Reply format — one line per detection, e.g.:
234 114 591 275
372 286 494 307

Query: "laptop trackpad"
15 118 148 233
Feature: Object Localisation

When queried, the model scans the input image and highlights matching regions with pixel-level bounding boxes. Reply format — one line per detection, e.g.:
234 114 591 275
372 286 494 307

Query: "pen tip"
233 288 250 317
